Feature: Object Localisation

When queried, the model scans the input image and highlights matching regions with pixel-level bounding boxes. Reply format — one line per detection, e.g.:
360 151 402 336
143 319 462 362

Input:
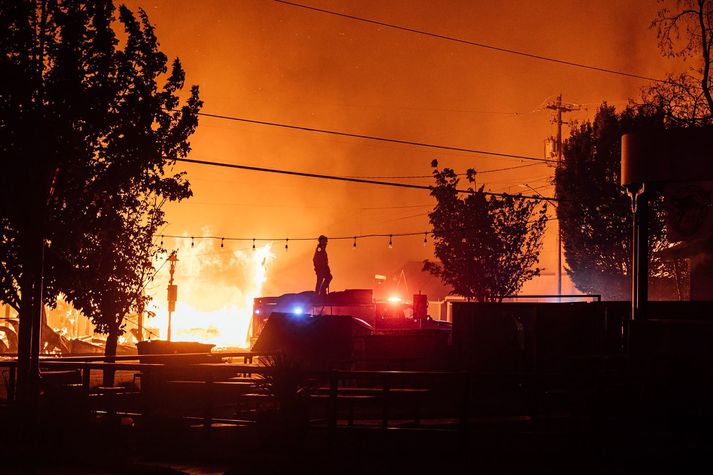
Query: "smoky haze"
123 0 677 299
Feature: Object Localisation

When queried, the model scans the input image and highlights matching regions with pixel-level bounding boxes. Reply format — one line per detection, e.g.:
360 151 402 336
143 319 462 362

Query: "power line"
475 163 545 174
344 162 544 179
271 0 664 83
377 211 430 224
178 200 434 210
195 111 555 163
258 96 539 116
123 315 160 339
172 157 559 201
361 203 431 210
171 199 439 211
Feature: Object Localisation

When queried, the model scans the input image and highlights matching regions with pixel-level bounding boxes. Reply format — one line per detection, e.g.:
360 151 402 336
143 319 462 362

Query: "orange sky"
122 0 681 299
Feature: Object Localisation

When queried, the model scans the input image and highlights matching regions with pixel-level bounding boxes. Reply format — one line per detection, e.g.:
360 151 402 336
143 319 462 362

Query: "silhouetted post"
328 370 338 443
16 288 33 404
628 186 649 321
167 251 179 341
546 94 581 301
16 0 53 413
16 224 45 410
30 239 45 381
137 299 144 342
382 379 390 428
636 191 649 319
460 371 470 437
8 365 16 401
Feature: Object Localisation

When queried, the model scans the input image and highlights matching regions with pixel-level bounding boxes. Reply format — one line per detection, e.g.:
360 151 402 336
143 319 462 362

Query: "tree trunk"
103 322 119 387
16 276 36 403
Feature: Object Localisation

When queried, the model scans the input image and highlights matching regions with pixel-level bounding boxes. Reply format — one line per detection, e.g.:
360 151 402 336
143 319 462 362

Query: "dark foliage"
256 353 313 447
0 1 201 362
644 0 713 125
556 104 684 300
424 160 548 302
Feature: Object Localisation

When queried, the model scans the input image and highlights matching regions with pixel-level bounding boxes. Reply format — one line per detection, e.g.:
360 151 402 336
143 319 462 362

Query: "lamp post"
167 251 178 341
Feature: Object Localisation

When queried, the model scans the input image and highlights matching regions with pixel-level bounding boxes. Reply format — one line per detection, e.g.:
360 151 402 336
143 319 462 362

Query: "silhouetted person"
313 235 332 296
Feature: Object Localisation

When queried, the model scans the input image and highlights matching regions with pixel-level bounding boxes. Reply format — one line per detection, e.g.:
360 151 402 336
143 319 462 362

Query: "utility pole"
545 94 581 300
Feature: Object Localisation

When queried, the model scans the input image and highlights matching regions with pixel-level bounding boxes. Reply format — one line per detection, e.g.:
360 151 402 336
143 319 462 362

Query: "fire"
146 236 275 348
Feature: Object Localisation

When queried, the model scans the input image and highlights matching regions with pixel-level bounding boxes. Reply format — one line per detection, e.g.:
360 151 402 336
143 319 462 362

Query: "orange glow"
32 1 695 352
119 0 682 303
387 296 402 303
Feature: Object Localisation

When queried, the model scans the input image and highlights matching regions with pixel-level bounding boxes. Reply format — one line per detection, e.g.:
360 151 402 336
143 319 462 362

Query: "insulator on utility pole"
545 94 582 164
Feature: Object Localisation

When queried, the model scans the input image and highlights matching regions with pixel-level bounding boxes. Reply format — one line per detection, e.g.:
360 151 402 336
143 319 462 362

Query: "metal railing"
0 358 474 433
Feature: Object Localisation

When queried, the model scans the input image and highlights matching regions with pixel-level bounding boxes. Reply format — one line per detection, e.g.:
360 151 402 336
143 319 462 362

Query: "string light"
159 213 556 249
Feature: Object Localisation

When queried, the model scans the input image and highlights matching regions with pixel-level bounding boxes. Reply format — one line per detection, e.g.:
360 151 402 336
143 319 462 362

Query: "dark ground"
1 408 712 475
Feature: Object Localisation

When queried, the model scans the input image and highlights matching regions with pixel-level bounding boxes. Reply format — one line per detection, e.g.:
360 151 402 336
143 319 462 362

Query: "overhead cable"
345 162 544 179
271 0 664 83
195 111 555 163
172 157 559 202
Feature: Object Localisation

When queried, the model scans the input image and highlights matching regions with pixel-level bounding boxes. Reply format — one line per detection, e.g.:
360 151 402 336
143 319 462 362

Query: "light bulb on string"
388 235 393 249
160 235 164 247
423 232 428 246
285 238 289 251
252 238 256 251
220 238 224 248
353 237 357 249
191 237 194 248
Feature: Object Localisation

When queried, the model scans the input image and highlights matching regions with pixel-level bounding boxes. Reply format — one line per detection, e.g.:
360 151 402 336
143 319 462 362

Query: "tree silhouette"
0 1 200 389
424 161 548 302
645 0 713 125
555 104 684 300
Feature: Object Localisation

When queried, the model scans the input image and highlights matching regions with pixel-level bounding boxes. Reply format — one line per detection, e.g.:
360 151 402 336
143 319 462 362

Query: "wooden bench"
310 393 378 426
314 386 431 427
94 386 126 420
164 380 265 427
40 369 82 390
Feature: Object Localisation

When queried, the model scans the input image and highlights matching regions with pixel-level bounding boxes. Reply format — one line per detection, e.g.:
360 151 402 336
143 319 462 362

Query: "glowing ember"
146 236 275 348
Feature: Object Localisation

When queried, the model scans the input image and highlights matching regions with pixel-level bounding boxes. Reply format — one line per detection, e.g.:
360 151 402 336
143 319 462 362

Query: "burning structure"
144 240 275 349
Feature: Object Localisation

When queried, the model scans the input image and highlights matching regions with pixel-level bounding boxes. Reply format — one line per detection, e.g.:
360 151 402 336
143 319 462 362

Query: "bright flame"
146 236 275 348
387 296 402 303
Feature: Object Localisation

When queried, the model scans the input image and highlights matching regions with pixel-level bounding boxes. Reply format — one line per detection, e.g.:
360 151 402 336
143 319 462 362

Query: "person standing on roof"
313 235 332 296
